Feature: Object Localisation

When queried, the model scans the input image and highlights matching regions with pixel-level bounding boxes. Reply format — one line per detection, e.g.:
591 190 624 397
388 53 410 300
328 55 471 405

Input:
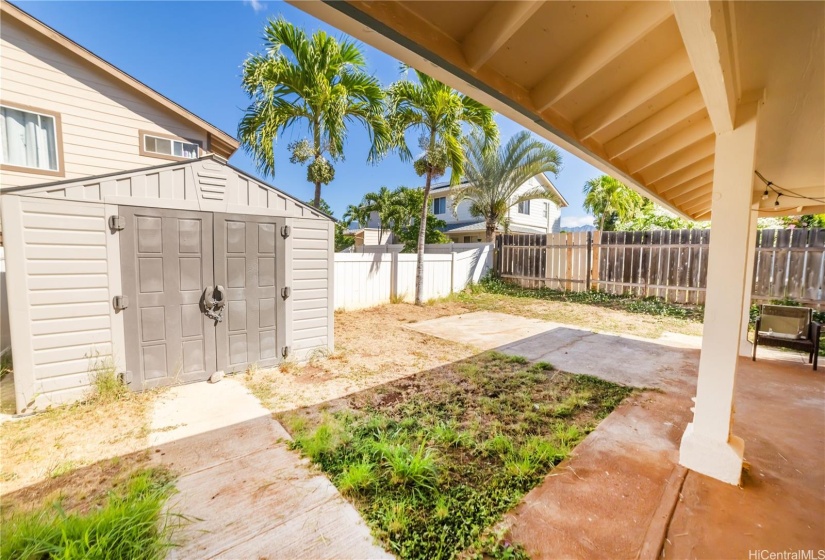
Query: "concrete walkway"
149 378 391 560
406 311 824 558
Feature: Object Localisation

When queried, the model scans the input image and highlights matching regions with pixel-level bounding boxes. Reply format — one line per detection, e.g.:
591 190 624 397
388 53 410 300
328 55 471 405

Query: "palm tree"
362 186 397 242
387 70 497 304
239 18 389 207
582 175 644 231
342 203 370 229
453 131 562 243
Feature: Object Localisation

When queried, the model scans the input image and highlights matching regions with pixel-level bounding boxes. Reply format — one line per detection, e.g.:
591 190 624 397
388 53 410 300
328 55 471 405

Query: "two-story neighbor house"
429 173 568 243
0 1 335 413
350 174 567 247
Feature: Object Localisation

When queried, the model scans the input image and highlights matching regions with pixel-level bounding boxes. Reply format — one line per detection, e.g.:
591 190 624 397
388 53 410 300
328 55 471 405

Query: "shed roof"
5 155 334 222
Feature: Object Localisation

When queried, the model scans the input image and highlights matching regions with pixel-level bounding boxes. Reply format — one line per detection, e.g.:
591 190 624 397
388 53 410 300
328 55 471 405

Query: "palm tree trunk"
485 220 496 243
415 172 432 305
313 181 322 208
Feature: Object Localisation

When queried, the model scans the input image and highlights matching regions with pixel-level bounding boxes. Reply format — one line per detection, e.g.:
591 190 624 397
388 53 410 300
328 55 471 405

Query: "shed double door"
120 208 284 390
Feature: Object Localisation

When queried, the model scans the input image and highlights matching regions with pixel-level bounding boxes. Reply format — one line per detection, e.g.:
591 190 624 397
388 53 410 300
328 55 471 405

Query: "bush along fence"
334 244 493 310
495 228 825 308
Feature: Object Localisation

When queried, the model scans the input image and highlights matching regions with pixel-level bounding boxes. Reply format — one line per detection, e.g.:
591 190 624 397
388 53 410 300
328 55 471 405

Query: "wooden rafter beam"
671 0 738 133
625 117 713 174
651 155 714 193
604 90 706 158
530 2 672 112
641 137 716 184
671 183 713 205
575 50 694 141
694 209 712 220
684 193 713 213
658 171 714 198
462 1 544 71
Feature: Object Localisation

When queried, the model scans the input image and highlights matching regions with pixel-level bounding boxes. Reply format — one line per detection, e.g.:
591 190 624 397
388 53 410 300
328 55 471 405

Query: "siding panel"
291 219 331 357
15 198 115 410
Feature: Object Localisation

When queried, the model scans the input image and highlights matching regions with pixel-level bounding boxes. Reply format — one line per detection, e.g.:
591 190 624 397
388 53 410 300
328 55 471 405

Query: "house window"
432 196 446 215
542 202 549 218
142 132 199 159
0 105 60 172
517 200 530 214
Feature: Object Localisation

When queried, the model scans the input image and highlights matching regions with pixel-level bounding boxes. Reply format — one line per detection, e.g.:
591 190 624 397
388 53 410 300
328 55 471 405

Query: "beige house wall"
0 17 213 189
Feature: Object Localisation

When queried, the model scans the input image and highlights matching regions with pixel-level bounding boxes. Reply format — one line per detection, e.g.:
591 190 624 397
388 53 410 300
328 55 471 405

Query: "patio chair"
752 305 821 370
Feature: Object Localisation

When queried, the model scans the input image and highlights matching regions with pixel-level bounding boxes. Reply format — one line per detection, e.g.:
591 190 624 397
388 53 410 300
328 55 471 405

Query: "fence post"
450 251 456 294
391 251 398 301
591 231 601 292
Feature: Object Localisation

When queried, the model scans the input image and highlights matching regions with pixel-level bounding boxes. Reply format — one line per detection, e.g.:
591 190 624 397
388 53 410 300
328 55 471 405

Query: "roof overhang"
1 1 240 159
290 0 824 221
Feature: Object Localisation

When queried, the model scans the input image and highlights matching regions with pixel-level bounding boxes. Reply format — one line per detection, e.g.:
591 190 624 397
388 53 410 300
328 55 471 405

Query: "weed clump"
280 350 633 560
1 468 178 559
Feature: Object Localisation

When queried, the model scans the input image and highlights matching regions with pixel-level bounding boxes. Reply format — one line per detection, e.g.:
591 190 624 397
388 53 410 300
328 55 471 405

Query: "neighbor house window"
0 104 60 173
432 196 446 215
517 200 530 214
542 202 549 218
141 132 199 160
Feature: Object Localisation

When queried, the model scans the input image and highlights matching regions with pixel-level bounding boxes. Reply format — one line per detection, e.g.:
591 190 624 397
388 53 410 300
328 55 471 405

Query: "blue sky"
19 0 601 227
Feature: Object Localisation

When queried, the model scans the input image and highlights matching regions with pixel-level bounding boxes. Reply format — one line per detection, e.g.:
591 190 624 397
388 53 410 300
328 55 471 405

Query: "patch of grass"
466 275 704 321
280 350 633 559
338 460 378 495
0 468 178 560
1 348 12 381
89 355 127 403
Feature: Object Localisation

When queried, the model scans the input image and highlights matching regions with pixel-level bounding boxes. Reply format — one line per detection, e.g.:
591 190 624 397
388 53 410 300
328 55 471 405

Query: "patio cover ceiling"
292 1 824 221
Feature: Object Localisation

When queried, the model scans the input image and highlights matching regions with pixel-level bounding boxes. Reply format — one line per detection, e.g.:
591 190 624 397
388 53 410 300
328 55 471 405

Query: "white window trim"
142 133 199 159
0 103 63 176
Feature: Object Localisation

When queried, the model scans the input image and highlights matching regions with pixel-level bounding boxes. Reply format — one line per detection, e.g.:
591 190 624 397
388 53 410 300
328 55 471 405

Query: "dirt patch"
0 392 156 495
243 302 478 411
456 292 703 339
0 450 154 518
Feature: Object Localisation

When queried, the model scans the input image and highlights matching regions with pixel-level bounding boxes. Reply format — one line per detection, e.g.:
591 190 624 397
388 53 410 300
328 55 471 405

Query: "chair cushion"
760 305 811 339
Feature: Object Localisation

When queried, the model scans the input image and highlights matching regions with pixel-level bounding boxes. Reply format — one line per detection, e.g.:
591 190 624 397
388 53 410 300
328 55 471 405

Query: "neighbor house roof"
429 174 568 207
1 0 240 159
442 221 545 235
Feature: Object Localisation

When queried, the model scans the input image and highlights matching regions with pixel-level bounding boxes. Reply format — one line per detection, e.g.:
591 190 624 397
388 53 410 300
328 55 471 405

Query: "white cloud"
243 0 266 13
560 215 594 228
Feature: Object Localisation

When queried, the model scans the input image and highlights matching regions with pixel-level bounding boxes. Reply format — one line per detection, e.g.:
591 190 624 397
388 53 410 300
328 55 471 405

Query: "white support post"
679 100 760 486
739 206 759 356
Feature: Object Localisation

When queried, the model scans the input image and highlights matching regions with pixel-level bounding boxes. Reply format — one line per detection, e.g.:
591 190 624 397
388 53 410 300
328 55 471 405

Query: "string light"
755 170 825 205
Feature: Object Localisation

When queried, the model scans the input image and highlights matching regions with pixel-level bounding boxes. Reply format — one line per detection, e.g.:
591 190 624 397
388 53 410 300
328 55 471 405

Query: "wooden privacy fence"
496 228 825 307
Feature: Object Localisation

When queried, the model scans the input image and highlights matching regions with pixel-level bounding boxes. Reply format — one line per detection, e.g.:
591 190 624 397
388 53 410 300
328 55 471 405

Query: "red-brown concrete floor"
500 354 824 560
665 357 825 559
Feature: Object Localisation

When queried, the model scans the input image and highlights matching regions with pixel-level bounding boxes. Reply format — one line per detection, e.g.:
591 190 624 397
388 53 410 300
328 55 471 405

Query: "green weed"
1 468 177 560
89 355 127 403
338 460 377 495
281 350 632 560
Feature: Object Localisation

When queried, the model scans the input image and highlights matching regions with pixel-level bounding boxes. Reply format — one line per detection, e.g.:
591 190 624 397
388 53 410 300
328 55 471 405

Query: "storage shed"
1 155 335 413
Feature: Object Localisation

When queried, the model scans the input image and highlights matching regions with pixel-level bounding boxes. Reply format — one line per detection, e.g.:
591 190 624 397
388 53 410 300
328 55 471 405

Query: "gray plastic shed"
1 155 335 413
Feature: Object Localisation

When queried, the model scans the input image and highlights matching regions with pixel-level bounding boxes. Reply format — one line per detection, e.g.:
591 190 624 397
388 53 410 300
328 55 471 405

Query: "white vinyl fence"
334 244 492 310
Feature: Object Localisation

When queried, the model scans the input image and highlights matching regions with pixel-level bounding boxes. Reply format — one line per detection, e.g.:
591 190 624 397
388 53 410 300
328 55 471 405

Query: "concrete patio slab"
408 311 824 558
150 378 390 560
405 311 700 391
